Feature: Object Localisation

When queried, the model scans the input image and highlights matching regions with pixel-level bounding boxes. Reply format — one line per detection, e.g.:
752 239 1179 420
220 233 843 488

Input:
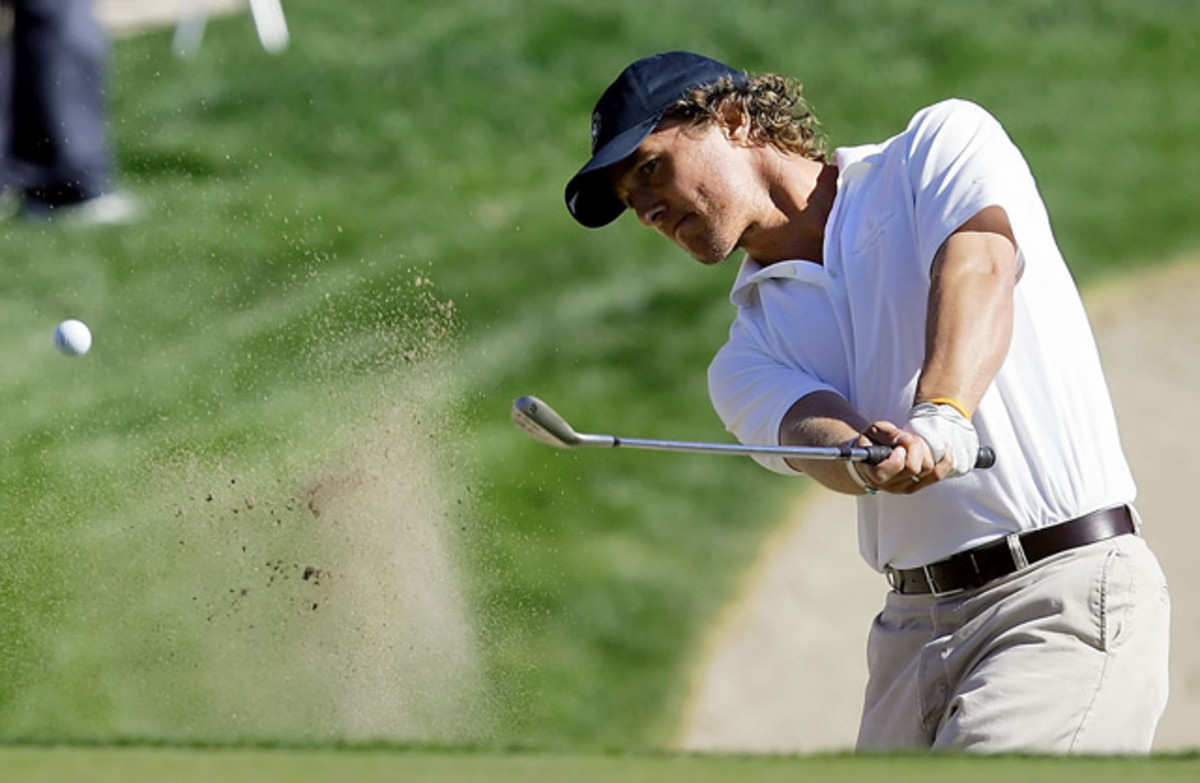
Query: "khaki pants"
856 533 1170 753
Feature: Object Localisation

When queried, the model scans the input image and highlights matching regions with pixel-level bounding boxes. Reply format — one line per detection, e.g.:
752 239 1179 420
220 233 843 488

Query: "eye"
639 158 659 176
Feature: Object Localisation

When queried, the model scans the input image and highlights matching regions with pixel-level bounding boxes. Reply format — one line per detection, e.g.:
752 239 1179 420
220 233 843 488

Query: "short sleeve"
905 99 1029 268
707 323 839 475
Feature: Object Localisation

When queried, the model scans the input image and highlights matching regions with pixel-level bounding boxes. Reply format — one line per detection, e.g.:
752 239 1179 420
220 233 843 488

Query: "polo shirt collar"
729 256 824 306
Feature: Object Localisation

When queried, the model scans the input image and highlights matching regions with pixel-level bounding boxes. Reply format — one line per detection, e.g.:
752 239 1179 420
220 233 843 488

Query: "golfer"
564 51 1170 753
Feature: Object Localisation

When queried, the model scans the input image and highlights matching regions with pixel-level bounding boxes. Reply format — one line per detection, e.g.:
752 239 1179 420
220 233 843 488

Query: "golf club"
513 395 995 468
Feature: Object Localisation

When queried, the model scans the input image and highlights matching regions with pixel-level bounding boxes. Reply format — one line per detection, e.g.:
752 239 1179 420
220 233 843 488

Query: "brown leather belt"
885 505 1136 597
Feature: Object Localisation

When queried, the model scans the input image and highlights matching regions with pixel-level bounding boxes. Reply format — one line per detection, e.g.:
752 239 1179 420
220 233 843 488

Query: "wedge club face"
511 396 616 449
512 395 577 447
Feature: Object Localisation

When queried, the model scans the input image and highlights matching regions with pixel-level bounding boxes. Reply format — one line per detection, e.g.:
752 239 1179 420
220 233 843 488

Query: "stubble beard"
677 212 742 266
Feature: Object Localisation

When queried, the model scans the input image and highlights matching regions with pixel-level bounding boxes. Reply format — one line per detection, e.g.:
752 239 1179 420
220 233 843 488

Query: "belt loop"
921 565 938 595
1006 533 1030 570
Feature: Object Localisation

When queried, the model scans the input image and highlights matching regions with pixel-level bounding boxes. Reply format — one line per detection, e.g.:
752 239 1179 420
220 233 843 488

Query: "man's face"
608 119 761 265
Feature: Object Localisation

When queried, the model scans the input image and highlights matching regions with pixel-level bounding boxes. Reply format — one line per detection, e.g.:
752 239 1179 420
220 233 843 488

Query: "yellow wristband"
925 396 972 420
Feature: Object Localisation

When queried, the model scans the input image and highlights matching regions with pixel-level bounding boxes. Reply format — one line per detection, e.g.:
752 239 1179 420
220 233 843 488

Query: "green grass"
1 745 1198 783
1 0 1198 754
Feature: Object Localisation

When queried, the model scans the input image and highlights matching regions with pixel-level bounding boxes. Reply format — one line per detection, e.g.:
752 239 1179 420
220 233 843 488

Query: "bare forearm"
916 206 1017 413
778 390 873 493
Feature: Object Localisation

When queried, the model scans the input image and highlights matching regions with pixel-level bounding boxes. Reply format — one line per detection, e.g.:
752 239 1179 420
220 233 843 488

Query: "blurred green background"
2 0 1198 753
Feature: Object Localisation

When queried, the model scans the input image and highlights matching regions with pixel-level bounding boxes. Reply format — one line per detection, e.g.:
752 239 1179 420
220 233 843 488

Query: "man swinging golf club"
563 51 1170 753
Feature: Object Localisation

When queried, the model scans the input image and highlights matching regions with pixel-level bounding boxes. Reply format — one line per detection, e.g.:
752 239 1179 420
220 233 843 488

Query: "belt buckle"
922 564 965 598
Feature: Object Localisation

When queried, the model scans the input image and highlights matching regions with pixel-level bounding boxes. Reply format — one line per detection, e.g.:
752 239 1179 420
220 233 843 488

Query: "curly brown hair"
662 73 829 163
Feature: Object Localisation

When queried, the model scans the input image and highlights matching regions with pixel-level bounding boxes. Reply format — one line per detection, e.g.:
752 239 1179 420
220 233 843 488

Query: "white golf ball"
54 319 93 357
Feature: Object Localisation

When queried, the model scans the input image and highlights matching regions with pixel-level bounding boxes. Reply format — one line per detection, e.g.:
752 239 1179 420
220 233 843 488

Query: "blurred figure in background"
0 0 138 224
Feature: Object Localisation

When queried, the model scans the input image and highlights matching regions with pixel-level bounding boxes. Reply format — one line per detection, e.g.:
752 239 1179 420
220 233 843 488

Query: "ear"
717 101 753 145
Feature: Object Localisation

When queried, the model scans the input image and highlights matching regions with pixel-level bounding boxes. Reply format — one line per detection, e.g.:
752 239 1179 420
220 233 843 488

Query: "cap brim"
565 114 660 228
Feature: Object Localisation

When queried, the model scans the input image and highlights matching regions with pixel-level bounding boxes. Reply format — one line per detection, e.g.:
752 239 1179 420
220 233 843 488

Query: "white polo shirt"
708 99 1135 571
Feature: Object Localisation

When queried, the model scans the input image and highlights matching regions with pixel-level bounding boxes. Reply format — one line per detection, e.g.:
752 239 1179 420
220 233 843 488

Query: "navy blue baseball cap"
564 51 747 228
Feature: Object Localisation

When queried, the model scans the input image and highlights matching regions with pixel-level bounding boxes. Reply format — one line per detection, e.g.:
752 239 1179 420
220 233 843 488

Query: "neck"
741 158 838 266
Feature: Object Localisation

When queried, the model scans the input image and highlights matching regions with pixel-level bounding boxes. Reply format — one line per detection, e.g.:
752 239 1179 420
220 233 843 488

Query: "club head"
512 396 582 448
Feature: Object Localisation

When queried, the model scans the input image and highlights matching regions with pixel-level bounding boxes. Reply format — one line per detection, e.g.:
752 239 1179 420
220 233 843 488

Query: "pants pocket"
1096 537 1170 652
1096 548 1131 651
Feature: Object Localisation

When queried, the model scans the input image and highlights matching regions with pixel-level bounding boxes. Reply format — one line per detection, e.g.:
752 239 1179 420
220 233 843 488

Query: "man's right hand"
855 420 954 494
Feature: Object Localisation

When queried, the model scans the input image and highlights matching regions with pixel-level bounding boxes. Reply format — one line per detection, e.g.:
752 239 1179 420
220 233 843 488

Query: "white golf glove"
905 402 979 478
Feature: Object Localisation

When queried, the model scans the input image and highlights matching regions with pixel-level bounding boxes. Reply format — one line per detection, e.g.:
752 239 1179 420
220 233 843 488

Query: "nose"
629 189 666 228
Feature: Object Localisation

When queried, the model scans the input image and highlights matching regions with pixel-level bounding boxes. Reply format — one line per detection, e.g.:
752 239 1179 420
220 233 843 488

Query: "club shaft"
610 435 868 461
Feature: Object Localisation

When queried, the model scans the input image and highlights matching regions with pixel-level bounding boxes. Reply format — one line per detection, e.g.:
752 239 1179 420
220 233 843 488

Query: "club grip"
863 445 894 465
862 445 996 468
